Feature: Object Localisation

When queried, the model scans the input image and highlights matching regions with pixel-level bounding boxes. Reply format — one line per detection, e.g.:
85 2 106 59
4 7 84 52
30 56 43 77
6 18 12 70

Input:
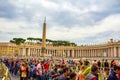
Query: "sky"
0 0 120 45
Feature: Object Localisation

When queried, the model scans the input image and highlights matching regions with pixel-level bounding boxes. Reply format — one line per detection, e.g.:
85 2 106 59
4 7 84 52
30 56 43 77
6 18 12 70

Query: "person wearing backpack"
30 64 36 80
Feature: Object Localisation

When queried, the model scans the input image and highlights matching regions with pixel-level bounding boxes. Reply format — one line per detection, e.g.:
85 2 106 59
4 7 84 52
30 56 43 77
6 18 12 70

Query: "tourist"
117 63 120 80
104 60 109 68
78 65 85 80
14 60 20 76
107 65 120 80
85 65 99 80
49 64 60 79
97 60 101 70
57 67 70 80
44 60 49 72
20 62 27 80
36 60 43 80
70 72 77 80
101 67 110 80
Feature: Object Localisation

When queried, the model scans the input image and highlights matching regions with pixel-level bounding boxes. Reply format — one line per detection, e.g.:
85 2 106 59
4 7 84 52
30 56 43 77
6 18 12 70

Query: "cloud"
47 13 120 44
0 0 120 44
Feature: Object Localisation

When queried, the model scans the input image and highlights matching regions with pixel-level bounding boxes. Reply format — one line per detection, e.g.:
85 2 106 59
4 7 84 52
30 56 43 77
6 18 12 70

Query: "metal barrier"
1 63 11 80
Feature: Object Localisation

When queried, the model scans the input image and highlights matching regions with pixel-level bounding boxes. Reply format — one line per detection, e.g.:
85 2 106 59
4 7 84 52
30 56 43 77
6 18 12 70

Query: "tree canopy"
10 37 77 46
10 38 26 45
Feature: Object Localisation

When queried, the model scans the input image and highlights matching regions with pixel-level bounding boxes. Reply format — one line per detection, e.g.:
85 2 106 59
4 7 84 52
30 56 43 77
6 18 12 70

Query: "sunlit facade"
0 39 120 58
0 42 16 56
19 39 120 58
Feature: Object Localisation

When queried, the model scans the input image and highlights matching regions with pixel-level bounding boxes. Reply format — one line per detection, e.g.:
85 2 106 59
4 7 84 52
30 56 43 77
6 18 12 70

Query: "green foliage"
52 40 77 46
27 37 42 42
10 38 26 45
10 37 77 46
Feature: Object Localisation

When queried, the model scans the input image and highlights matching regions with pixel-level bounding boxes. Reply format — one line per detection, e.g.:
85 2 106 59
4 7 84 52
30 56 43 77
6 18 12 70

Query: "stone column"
93 49 95 57
77 50 79 57
110 47 113 57
95 49 97 57
99 49 101 57
79 50 81 57
62 50 64 57
88 49 89 57
114 47 117 57
91 49 93 57
81 49 83 57
98 49 100 57
76 50 78 57
38 49 40 56
95 49 96 57
82 50 83 57
108 48 110 57
86 49 88 57
84 50 86 57
72 50 74 58
92 49 94 57
89 50 91 57
94 49 95 57
67 50 69 58
77 50 79 58
35 48 38 57
75 50 77 58
80 50 82 57
106 48 108 57
30 48 32 56
22 48 26 56
31 48 33 56
118 47 120 58
78 50 80 57
28 48 30 56
90 49 91 57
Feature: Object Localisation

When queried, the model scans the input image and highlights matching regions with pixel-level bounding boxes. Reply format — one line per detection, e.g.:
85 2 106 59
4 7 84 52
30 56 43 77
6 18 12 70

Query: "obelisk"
41 18 46 56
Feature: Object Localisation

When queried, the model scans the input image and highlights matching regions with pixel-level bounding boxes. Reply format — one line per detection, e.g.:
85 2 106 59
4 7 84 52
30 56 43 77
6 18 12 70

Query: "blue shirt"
107 71 118 80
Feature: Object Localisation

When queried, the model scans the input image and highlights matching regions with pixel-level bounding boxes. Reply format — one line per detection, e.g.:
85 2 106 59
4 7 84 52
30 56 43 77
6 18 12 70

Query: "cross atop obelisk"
41 17 46 56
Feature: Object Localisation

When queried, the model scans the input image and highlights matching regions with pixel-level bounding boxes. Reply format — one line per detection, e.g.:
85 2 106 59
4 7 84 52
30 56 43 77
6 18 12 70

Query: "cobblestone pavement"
10 74 19 80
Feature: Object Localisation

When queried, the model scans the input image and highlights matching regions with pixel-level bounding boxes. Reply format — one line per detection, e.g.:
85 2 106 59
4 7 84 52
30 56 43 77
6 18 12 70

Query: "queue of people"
1 58 120 80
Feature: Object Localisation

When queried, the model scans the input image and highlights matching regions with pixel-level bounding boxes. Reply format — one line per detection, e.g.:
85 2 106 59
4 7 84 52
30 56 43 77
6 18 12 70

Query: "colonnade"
20 45 120 58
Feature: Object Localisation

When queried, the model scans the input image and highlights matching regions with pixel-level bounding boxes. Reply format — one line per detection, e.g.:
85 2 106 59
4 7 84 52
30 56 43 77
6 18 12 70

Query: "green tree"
10 38 26 45
36 38 42 43
27 37 34 43
10 38 26 56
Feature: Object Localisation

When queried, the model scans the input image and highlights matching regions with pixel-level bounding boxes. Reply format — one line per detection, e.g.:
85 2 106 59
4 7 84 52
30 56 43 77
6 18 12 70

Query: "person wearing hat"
107 65 120 80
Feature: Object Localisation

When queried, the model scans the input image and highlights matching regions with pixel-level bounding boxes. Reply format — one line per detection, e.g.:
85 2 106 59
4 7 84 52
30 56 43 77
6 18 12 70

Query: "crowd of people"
1 58 120 80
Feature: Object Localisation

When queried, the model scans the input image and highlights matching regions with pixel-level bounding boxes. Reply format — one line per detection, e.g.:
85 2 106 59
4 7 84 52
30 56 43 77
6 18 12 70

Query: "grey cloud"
48 0 120 28
0 0 120 44
74 30 120 45
0 0 17 19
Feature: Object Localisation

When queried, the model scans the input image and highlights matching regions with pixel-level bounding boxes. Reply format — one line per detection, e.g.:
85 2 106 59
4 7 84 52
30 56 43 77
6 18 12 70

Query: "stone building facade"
0 39 120 58
0 42 16 56
19 39 120 58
